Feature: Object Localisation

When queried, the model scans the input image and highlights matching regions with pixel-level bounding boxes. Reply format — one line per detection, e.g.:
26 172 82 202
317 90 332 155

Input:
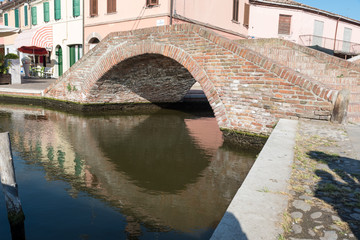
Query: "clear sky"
295 0 360 21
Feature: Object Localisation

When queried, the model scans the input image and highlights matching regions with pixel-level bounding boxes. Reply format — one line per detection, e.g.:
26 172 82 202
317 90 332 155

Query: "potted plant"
0 53 19 85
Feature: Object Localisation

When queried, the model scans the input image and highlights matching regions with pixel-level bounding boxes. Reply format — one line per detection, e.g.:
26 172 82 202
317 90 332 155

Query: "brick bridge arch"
45 24 344 135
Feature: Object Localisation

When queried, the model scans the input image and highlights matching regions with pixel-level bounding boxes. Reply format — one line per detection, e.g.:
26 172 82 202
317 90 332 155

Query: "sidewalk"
0 76 56 96
284 120 360 239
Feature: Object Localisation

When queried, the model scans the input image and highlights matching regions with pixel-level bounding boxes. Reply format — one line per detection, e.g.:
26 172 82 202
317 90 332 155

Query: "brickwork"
44 24 340 135
239 38 360 123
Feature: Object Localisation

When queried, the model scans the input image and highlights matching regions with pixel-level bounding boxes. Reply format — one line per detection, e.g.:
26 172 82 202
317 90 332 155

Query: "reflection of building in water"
0 105 256 233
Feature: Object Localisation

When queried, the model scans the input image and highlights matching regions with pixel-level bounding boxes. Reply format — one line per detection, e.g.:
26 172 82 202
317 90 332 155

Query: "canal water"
0 104 258 240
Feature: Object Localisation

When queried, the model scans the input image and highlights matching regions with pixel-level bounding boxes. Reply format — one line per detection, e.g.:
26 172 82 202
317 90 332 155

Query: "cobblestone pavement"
283 120 360 240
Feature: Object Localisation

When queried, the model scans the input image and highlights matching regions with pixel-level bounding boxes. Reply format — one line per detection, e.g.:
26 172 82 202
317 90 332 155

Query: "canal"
0 104 258 240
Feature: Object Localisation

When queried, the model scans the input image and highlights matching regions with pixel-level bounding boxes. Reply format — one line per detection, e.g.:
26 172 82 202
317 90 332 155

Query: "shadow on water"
307 151 360 238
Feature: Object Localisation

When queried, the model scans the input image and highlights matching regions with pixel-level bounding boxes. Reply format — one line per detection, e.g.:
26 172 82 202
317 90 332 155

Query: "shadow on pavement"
308 151 360 238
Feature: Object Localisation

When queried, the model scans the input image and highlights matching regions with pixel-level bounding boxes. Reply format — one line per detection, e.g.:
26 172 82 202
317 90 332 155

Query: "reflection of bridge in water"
0 105 256 234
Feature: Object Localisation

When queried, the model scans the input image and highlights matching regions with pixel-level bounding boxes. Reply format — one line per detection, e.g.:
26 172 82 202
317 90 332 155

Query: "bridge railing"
299 34 360 55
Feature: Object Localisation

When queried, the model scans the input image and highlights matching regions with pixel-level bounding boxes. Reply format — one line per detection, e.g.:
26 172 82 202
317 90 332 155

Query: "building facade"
0 0 83 77
248 0 360 58
84 0 250 53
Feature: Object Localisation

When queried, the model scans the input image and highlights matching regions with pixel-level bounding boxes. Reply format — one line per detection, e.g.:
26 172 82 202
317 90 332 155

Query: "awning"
14 26 53 54
0 25 20 37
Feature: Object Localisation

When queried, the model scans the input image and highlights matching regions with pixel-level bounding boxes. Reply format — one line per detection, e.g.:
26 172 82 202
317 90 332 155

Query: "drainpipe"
333 17 339 52
170 0 174 25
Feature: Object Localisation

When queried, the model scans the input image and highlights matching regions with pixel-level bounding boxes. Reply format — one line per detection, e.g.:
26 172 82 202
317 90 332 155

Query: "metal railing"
299 35 360 55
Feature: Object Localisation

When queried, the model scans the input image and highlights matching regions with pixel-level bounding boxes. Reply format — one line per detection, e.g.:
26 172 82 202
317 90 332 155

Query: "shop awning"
0 25 20 37
14 26 53 54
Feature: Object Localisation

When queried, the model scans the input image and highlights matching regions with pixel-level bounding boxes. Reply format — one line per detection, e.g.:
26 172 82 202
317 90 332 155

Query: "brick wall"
238 38 360 123
45 24 340 135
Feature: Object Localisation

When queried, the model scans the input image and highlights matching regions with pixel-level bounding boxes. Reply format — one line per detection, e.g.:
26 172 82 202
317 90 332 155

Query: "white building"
1 0 83 77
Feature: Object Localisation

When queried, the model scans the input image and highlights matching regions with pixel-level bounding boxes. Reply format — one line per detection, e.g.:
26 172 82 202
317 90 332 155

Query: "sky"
295 0 360 21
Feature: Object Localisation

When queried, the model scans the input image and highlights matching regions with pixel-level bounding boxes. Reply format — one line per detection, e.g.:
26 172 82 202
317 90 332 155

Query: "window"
146 0 159 7
4 13 8 26
90 0 98 17
69 44 83 67
31 7 37 25
278 14 291 35
232 0 239 22
107 0 116 13
44 2 50 22
243 3 250 27
15 8 19 28
24 5 28 26
73 0 80 17
54 0 61 20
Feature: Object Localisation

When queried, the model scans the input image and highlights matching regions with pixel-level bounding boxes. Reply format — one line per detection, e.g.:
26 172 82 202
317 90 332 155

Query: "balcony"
299 35 360 58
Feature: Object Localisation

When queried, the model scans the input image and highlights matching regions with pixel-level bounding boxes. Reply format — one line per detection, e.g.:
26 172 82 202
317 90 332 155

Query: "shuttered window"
73 0 80 17
15 9 19 27
146 0 159 7
243 3 250 27
90 0 98 17
278 14 291 35
4 13 8 26
107 0 116 13
31 7 37 25
55 0 61 20
232 0 239 22
44 2 50 22
24 5 28 26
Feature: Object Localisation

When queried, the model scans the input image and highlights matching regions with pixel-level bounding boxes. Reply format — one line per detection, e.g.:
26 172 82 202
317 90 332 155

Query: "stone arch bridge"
44 24 359 136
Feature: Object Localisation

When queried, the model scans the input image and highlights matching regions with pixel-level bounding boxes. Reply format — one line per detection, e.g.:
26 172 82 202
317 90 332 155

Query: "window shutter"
243 3 250 27
31 7 37 25
278 14 291 35
44 2 50 22
69 45 76 67
73 0 80 17
14 9 19 27
4 13 8 26
90 0 98 16
24 5 28 26
107 0 116 13
232 0 239 22
55 0 61 20
147 0 159 7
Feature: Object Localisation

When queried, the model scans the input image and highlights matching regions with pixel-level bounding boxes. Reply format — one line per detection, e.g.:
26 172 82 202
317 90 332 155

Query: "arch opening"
90 53 203 105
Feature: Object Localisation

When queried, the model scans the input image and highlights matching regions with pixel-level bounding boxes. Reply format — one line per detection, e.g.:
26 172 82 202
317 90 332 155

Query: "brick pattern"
45 24 338 135
239 38 360 123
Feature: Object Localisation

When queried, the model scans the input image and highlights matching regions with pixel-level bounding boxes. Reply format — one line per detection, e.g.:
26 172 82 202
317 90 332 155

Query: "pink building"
249 0 360 58
84 0 250 53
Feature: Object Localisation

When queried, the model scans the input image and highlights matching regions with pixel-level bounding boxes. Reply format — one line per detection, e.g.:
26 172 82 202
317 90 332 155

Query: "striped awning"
14 25 53 50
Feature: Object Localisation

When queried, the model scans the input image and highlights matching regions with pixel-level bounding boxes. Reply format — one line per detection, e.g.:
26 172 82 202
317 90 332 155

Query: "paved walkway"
285 120 360 240
0 76 56 96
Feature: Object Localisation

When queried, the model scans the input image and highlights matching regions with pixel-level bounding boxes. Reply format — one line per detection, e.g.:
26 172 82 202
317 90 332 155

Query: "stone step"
347 112 360 123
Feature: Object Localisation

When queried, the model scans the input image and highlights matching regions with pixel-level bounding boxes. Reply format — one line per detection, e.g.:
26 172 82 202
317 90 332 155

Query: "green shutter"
73 0 80 17
69 45 76 67
31 7 37 25
15 9 19 27
4 13 8 26
55 0 61 20
44 2 50 22
24 5 28 26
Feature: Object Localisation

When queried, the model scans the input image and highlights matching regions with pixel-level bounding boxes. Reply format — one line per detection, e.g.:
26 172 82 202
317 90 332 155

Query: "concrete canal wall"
211 119 298 239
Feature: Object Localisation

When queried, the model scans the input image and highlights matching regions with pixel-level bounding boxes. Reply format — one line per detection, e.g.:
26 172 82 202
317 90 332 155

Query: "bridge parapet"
45 24 344 136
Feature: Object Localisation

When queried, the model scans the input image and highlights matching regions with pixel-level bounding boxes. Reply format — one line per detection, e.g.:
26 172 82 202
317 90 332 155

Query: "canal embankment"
212 119 360 240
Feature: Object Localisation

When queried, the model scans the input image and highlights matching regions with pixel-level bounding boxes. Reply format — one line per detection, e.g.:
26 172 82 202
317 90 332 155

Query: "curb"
211 119 298 240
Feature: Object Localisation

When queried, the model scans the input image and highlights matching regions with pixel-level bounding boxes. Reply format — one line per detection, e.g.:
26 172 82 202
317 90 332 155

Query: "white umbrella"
0 25 20 37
